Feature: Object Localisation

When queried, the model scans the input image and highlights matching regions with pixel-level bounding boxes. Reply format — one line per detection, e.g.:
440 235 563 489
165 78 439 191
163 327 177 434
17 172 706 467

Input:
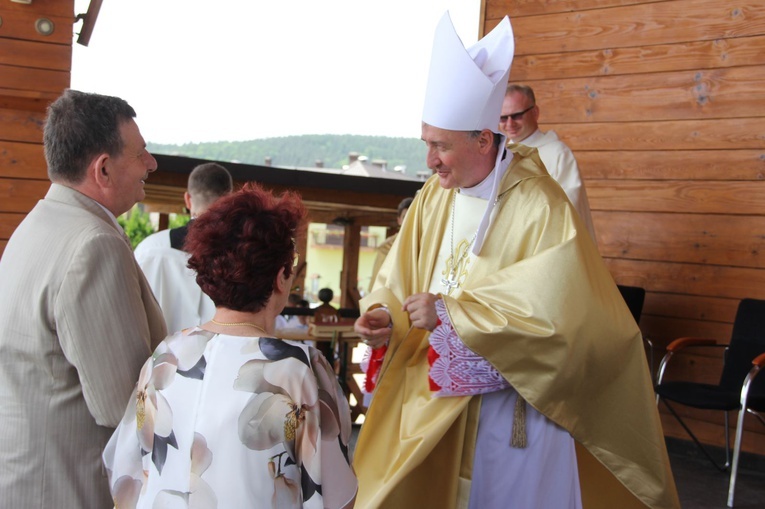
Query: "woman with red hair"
104 183 357 509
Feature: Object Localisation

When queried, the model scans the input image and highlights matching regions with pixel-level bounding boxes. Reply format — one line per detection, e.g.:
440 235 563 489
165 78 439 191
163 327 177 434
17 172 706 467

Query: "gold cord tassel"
511 394 527 448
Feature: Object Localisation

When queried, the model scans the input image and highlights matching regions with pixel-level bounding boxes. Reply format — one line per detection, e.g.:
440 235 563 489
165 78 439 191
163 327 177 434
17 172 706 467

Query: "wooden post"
293 222 309 298
158 213 169 231
340 221 361 309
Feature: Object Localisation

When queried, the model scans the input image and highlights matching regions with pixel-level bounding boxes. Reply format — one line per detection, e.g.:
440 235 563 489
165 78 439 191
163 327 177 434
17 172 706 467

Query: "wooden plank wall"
4 0 763 454
482 0 765 454
0 0 73 257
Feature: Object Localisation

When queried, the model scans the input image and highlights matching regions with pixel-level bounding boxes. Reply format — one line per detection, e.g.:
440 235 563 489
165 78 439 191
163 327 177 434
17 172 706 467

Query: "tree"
118 206 155 249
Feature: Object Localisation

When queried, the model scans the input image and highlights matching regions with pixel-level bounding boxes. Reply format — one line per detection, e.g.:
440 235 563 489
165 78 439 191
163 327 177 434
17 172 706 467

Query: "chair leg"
655 351 674 404
661 399 731 471
724 411 731 468
727 364 762 508
727 407 745 507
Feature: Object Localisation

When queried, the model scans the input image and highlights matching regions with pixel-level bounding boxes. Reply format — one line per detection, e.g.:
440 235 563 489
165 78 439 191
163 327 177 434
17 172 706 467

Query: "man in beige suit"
0 90 167 508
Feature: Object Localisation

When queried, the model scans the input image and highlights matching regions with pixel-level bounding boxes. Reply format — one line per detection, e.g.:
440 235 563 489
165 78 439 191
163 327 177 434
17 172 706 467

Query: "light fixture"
75 0 104 47
11 0 33 4
35 18 54 36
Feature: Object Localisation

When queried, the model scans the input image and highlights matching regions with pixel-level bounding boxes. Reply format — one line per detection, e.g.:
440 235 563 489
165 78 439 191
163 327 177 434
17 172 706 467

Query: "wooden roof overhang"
143 154 425 309
145 153 424 227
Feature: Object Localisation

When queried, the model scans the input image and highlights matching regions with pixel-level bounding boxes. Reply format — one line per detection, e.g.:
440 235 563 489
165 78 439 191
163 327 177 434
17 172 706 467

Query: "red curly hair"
185 182 306 312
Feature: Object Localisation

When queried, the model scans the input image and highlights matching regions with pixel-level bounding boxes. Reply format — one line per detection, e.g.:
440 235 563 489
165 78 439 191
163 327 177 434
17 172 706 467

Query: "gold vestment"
354 145 680 509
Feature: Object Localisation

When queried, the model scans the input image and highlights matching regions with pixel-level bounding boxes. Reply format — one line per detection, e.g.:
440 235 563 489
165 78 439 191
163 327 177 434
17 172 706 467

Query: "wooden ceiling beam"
147 153 421 227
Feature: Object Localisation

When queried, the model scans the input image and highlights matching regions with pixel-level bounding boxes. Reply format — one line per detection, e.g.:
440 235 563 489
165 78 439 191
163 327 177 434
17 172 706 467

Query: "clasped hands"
354 292 440 348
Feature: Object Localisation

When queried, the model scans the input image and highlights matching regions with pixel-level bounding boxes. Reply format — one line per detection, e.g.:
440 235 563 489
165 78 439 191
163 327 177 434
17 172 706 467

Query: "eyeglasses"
499 105 535 123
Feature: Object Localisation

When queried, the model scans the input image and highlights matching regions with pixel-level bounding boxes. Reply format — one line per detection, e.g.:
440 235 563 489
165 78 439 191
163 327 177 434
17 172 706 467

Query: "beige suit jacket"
0 184 167 508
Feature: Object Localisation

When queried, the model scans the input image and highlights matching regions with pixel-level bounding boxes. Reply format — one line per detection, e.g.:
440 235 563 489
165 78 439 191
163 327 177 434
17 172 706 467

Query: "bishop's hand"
403 292 440 331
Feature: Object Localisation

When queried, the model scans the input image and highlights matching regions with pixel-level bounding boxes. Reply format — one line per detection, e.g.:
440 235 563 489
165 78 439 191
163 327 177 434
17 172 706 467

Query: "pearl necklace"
440 193 477 295
210 319 270 336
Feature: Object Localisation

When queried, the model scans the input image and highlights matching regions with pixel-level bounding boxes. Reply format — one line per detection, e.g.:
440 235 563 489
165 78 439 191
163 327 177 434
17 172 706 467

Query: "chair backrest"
617 284 646 323
719 299 765 398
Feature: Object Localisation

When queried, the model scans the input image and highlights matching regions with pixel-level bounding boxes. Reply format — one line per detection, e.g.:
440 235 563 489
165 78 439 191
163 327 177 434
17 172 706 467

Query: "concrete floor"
348 426 765 507
667 437 765 508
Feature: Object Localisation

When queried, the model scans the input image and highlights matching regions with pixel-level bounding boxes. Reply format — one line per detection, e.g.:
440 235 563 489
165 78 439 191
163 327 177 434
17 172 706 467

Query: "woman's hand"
355 308 392 348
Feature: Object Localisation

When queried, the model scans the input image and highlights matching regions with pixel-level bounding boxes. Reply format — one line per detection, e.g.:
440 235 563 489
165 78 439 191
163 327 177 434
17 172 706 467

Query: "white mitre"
422 12 514 132
422 12 515 254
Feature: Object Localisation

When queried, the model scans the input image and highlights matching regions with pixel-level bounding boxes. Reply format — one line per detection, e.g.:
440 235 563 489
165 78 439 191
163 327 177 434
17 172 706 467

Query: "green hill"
147 134 429 177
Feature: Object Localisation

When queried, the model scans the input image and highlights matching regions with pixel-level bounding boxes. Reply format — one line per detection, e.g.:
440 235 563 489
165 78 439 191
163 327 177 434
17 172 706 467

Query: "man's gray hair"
44 89 136 184
468 130 504 148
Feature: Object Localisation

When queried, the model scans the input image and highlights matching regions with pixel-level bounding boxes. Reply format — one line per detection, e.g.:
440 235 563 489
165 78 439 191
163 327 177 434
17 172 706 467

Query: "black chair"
617 284 645 323
654 298 765 507
616 284 653 376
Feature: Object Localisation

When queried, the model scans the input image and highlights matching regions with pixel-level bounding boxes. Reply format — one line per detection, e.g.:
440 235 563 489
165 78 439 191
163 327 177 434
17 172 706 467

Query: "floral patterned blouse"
103 327 357 508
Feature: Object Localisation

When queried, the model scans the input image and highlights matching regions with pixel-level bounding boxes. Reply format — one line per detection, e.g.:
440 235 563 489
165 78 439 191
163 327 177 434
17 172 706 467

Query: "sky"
71 0 481 145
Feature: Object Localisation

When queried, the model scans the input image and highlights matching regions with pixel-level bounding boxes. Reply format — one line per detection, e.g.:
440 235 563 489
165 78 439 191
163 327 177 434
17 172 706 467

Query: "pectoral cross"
440 273 460 293
440 239 472 295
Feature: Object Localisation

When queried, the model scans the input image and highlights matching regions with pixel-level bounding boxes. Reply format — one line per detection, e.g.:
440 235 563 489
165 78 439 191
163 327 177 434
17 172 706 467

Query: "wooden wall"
3 0 763 455
482 0 765 454
0 0 72 257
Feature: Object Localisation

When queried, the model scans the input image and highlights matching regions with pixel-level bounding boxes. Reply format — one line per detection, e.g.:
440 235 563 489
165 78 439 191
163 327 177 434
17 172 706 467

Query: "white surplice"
134 230 215 333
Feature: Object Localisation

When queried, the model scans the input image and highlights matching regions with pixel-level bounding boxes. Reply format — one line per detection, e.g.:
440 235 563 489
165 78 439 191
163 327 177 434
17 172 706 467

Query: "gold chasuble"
353 145 680 509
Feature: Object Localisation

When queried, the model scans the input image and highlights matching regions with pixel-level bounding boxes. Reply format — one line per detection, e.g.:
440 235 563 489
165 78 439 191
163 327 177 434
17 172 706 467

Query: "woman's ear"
275 266 289 294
